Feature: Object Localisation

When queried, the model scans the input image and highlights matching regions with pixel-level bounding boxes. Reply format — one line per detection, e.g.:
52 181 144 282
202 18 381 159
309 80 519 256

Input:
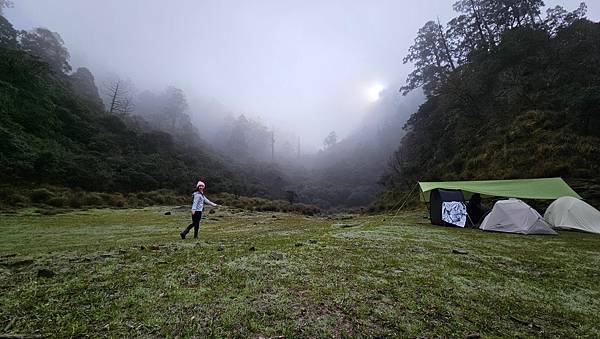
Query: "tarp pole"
397 182 419 212
388 182 419 225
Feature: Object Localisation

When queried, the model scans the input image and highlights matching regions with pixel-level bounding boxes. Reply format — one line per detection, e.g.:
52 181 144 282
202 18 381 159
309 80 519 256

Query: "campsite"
1 206 599 337
417 178 599 235
2 0 600 337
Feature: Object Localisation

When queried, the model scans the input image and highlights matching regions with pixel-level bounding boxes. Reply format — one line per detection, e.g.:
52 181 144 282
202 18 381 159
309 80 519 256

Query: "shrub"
99 193 113 204
30 188 55 204
83 193 104 206
7 193 29 206
290 203 320 216
69 193 84 208
125 194 140 208
107 194 126 207
47 197 68 207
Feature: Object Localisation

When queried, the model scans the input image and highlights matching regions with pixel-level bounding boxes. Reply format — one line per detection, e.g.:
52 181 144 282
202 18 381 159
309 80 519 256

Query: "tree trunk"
437 18 456 71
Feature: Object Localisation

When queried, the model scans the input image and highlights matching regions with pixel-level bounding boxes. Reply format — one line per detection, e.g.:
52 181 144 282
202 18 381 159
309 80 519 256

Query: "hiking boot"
180 231 186 240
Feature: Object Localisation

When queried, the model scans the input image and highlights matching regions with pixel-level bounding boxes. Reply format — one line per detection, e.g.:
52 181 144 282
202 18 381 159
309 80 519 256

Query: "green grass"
1 207 599 338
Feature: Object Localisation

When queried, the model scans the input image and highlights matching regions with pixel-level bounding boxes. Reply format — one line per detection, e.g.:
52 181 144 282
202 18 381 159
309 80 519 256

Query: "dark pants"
182 211 202 238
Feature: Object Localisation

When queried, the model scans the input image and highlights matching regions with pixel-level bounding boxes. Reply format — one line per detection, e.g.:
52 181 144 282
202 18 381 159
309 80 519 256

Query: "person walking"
180 180 218 239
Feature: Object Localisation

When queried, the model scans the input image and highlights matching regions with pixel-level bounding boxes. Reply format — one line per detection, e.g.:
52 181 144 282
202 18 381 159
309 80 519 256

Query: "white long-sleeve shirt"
191 191 217 212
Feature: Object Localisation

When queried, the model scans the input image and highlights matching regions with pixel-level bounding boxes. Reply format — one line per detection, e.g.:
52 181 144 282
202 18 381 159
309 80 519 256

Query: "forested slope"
0 15 241 195
381 2 600 206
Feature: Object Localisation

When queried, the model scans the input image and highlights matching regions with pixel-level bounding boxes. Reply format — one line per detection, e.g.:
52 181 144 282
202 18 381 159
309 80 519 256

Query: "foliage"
212 114 274 162
133 86 196 137
29 188 55 204
401 20 455 95
214 192 321 215
401 1 587 96
69 67 104 111
0 15 16 48
0 14 243 196
384 4 600 207
18 27 72 74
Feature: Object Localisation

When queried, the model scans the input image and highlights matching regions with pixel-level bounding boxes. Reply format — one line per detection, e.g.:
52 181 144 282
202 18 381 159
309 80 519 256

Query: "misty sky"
6 0 598 151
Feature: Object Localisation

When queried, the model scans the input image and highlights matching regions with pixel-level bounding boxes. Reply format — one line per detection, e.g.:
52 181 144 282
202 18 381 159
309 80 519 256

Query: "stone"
465 333 481 339
453 249 469 255
164 211 172 215
217 244 224 251
249 246 256 251
37 268 55 278
295 242 304 247
308 239 317 244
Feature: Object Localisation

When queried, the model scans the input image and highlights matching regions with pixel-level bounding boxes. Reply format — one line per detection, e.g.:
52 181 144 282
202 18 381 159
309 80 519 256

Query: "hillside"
0 16 241 195
382 4 600 207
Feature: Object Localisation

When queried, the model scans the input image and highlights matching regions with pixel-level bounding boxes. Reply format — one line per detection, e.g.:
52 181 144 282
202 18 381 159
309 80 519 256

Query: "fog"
6 0 598 151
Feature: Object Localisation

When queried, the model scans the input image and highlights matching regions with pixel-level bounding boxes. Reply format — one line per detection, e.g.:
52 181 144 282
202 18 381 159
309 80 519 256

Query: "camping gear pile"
417 178 600 235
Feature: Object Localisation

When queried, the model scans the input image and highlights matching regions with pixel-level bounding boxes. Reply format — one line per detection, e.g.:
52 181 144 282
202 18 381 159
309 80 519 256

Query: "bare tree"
103 78 135 115
120 96 136 116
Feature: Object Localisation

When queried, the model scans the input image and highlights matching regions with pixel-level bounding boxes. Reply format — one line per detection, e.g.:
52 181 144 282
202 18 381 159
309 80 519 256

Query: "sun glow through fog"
367 83 384 102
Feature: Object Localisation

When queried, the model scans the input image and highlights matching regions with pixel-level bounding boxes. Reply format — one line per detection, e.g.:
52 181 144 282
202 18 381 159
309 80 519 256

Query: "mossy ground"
1 207 599 338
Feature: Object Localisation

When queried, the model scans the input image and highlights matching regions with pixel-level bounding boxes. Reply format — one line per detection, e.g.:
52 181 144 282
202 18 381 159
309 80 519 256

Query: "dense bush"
6 193 29 206
47 197 68 207
83 193 104 206
29 188 55 204
68 193 84 208
213 193 321 215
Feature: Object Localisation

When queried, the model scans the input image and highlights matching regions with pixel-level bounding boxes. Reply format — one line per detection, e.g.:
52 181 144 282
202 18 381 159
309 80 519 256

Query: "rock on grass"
37 268 55 278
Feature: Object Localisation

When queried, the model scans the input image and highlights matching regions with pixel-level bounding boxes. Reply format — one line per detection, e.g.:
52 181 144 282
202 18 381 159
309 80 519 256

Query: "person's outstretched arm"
204 195 218 207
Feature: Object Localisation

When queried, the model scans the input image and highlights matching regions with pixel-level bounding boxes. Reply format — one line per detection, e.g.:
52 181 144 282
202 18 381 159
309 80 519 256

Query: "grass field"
1 206 599 338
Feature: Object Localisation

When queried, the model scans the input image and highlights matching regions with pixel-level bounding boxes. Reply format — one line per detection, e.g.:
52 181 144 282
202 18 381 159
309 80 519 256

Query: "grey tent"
480 199 557 235
544 196 600 234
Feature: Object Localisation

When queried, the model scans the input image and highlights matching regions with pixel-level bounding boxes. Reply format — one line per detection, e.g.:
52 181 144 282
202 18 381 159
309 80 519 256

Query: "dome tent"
480 199 557 235
544 196 600 234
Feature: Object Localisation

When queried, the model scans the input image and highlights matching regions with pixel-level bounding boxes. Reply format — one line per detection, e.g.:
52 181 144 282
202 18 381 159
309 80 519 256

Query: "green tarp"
419 177 581 202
